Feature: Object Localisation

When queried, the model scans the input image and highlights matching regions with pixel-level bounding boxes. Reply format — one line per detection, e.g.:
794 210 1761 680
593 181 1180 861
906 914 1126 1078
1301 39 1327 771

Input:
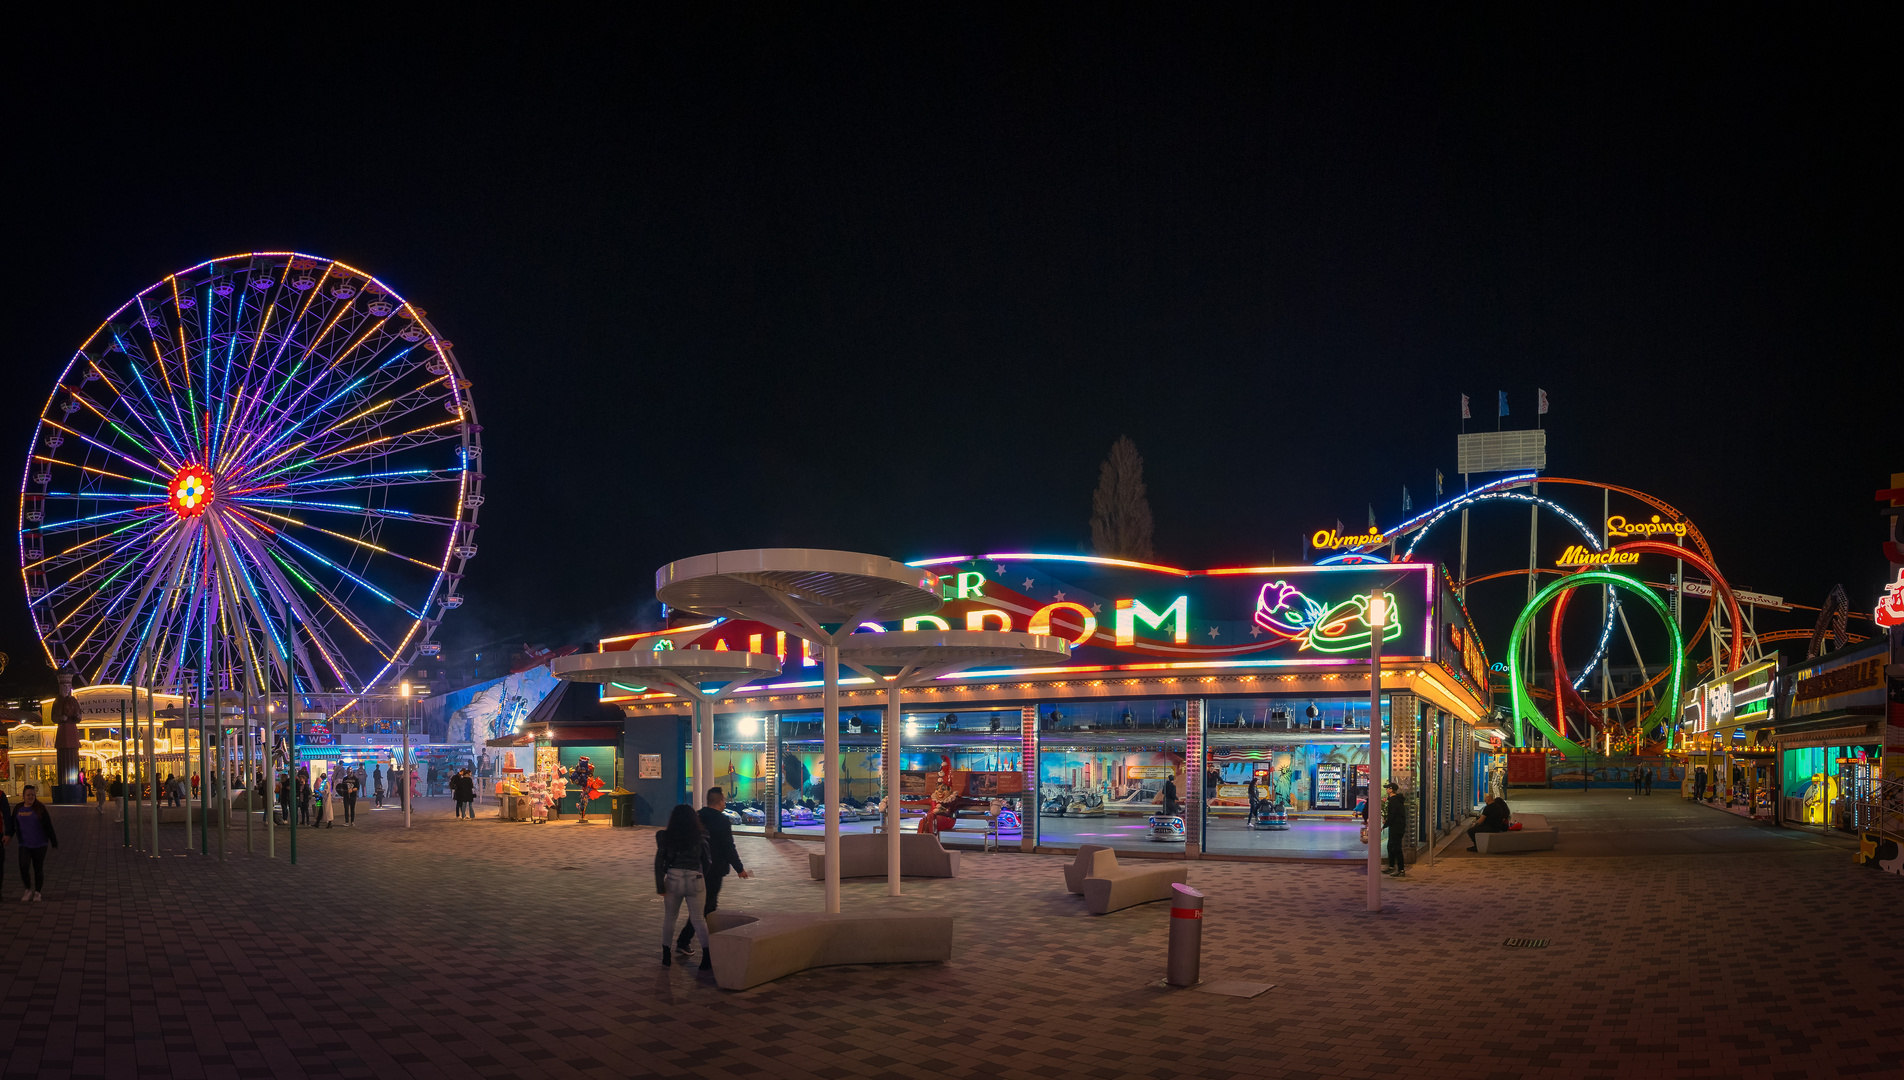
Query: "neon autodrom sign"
1252 580 1403 653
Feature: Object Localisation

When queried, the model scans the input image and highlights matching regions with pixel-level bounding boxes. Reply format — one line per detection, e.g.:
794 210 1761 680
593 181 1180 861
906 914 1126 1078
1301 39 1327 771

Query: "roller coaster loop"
1508 570 1686 760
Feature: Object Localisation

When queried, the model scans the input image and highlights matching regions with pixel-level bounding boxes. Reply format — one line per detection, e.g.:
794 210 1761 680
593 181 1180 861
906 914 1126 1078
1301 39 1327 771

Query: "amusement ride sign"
1605 515 1689 539
1556 545 1640 567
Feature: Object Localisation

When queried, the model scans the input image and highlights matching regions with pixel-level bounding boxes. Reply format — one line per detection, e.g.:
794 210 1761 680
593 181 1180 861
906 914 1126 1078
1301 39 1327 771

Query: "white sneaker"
31 892 42 902
19 890 30 902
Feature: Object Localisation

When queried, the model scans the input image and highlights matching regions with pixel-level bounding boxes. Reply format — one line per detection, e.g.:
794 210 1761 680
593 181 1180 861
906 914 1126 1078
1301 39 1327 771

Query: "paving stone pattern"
1 790 1898 1079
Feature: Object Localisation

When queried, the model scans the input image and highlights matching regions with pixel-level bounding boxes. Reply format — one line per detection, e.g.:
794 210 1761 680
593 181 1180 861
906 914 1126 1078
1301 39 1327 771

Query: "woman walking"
10 786 59 901
653 804 714 970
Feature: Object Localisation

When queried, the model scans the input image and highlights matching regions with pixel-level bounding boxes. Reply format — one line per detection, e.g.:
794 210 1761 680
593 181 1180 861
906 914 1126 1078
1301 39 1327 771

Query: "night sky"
6 8 1894 696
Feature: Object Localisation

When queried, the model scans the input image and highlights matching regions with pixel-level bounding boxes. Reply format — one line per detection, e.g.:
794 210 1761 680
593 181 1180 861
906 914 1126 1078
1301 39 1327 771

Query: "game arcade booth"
611 553 1494 862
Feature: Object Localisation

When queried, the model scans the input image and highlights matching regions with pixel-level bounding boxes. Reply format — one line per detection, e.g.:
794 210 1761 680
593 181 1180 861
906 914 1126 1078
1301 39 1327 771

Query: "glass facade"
680 686 1482 859
1778 745 1877 829
1204 695 1389 857
777 708 885 836
1035 698 1187 852
903 707 1026 842
710 712 770 832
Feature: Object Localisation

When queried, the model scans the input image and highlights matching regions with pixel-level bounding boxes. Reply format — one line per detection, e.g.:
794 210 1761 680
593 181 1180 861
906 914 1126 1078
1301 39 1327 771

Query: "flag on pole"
1461 394 1471 419
1497 391 1509 417
1403 486 1412 512
1435 469 1443 497
1538 389 1549 414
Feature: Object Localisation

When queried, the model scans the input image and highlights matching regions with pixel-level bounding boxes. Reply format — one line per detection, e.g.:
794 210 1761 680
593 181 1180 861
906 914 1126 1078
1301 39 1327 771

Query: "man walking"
1644 767 1654 795
676 787 752 952
1632 768 1643 795
1692 766 1707 803
10 786 59 901
338 771 359 826
1161 771 1180 817
373 767 385 808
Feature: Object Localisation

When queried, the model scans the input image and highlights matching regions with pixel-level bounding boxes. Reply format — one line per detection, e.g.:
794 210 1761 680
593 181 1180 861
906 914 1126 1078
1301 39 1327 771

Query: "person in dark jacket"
677 788 752 951
1161 772 1180 817
451 769 475 819
1644 768 1654 795
1382 781 1408 877
337 773 360 826
1466 792 1512 850
654 804 714 970
10 786 59 901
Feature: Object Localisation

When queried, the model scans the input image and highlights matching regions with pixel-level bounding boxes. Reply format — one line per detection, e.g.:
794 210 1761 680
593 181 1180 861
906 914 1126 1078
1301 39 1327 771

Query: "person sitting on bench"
1466 793 1511 851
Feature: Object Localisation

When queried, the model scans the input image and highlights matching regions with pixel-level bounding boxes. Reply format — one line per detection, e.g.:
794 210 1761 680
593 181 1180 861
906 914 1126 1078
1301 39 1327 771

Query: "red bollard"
1167 883 1204 986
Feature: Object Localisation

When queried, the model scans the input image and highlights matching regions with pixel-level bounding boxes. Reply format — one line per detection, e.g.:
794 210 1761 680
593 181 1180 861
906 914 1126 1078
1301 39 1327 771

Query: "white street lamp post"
1367 591 1387 913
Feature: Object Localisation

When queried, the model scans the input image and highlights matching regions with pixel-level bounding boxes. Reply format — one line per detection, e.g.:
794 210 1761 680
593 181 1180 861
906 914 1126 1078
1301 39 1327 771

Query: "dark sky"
5 7 1895 695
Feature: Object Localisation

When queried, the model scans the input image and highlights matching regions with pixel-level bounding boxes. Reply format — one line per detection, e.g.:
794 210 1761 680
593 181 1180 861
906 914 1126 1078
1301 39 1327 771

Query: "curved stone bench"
807 832 960 879
705 911 955 990
1476 812 1559 854
1079 848 1188 914
1062 844 1111 894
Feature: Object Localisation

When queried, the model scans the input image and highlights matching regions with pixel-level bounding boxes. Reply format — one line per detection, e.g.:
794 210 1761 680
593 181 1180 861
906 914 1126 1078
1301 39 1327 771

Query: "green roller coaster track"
1507 570 1686 759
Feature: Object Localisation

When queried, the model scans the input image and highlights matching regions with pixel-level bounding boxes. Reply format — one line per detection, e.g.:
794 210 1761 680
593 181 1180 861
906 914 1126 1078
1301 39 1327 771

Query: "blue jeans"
662 869 709 951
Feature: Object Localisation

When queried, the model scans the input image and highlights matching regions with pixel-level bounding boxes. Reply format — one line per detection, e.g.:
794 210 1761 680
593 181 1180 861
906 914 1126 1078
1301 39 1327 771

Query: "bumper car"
721 806 743 825
1250 801 1290 830
739 804 766 826
993 807 1023 834
1105 785 1162 814
1146 814 1186 842
1041 788 1069 817
1066 790 1105 817
780 805 818 827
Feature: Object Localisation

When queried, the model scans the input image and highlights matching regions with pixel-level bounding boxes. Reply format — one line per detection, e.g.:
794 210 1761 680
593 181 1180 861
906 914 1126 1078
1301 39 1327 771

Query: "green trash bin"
609 788 636 827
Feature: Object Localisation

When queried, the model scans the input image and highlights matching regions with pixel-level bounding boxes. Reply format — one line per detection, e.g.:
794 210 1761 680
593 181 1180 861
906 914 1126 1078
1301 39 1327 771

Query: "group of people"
0 786 59 901
1631 767 1657 795
654 787 750 971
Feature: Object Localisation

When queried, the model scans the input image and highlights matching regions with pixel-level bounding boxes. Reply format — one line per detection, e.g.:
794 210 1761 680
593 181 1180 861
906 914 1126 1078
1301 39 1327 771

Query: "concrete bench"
1475 813 1559 854
807 832 960 879
1079 848 1188 914
1063 844 1111 894
704 911 954 991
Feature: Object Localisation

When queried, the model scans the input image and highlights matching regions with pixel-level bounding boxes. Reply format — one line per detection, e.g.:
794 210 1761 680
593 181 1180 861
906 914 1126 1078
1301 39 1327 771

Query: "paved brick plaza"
2 790 1898 1080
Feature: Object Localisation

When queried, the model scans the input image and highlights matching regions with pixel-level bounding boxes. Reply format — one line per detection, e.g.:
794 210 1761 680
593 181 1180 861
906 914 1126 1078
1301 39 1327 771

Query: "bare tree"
1089 436 1155 560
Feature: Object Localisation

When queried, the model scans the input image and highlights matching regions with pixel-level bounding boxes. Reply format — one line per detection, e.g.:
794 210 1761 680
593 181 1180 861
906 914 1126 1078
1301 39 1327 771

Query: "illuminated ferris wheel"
19 252 482 696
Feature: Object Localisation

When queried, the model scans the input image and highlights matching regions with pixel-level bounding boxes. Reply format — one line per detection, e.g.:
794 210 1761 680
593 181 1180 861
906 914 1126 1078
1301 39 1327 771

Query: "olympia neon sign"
1310 526 1385 551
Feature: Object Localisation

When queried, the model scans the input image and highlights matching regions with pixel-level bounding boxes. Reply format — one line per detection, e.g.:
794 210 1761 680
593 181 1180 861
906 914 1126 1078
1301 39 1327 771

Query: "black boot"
699 948 713 971
661 947 671 967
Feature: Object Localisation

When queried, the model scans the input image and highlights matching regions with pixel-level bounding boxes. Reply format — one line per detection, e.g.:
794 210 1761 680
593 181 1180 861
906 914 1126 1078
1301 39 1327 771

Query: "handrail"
1844 772 1903 872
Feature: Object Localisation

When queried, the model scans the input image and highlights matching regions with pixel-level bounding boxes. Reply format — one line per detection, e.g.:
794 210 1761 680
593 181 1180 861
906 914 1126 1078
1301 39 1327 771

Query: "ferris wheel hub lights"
168 465 215 518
